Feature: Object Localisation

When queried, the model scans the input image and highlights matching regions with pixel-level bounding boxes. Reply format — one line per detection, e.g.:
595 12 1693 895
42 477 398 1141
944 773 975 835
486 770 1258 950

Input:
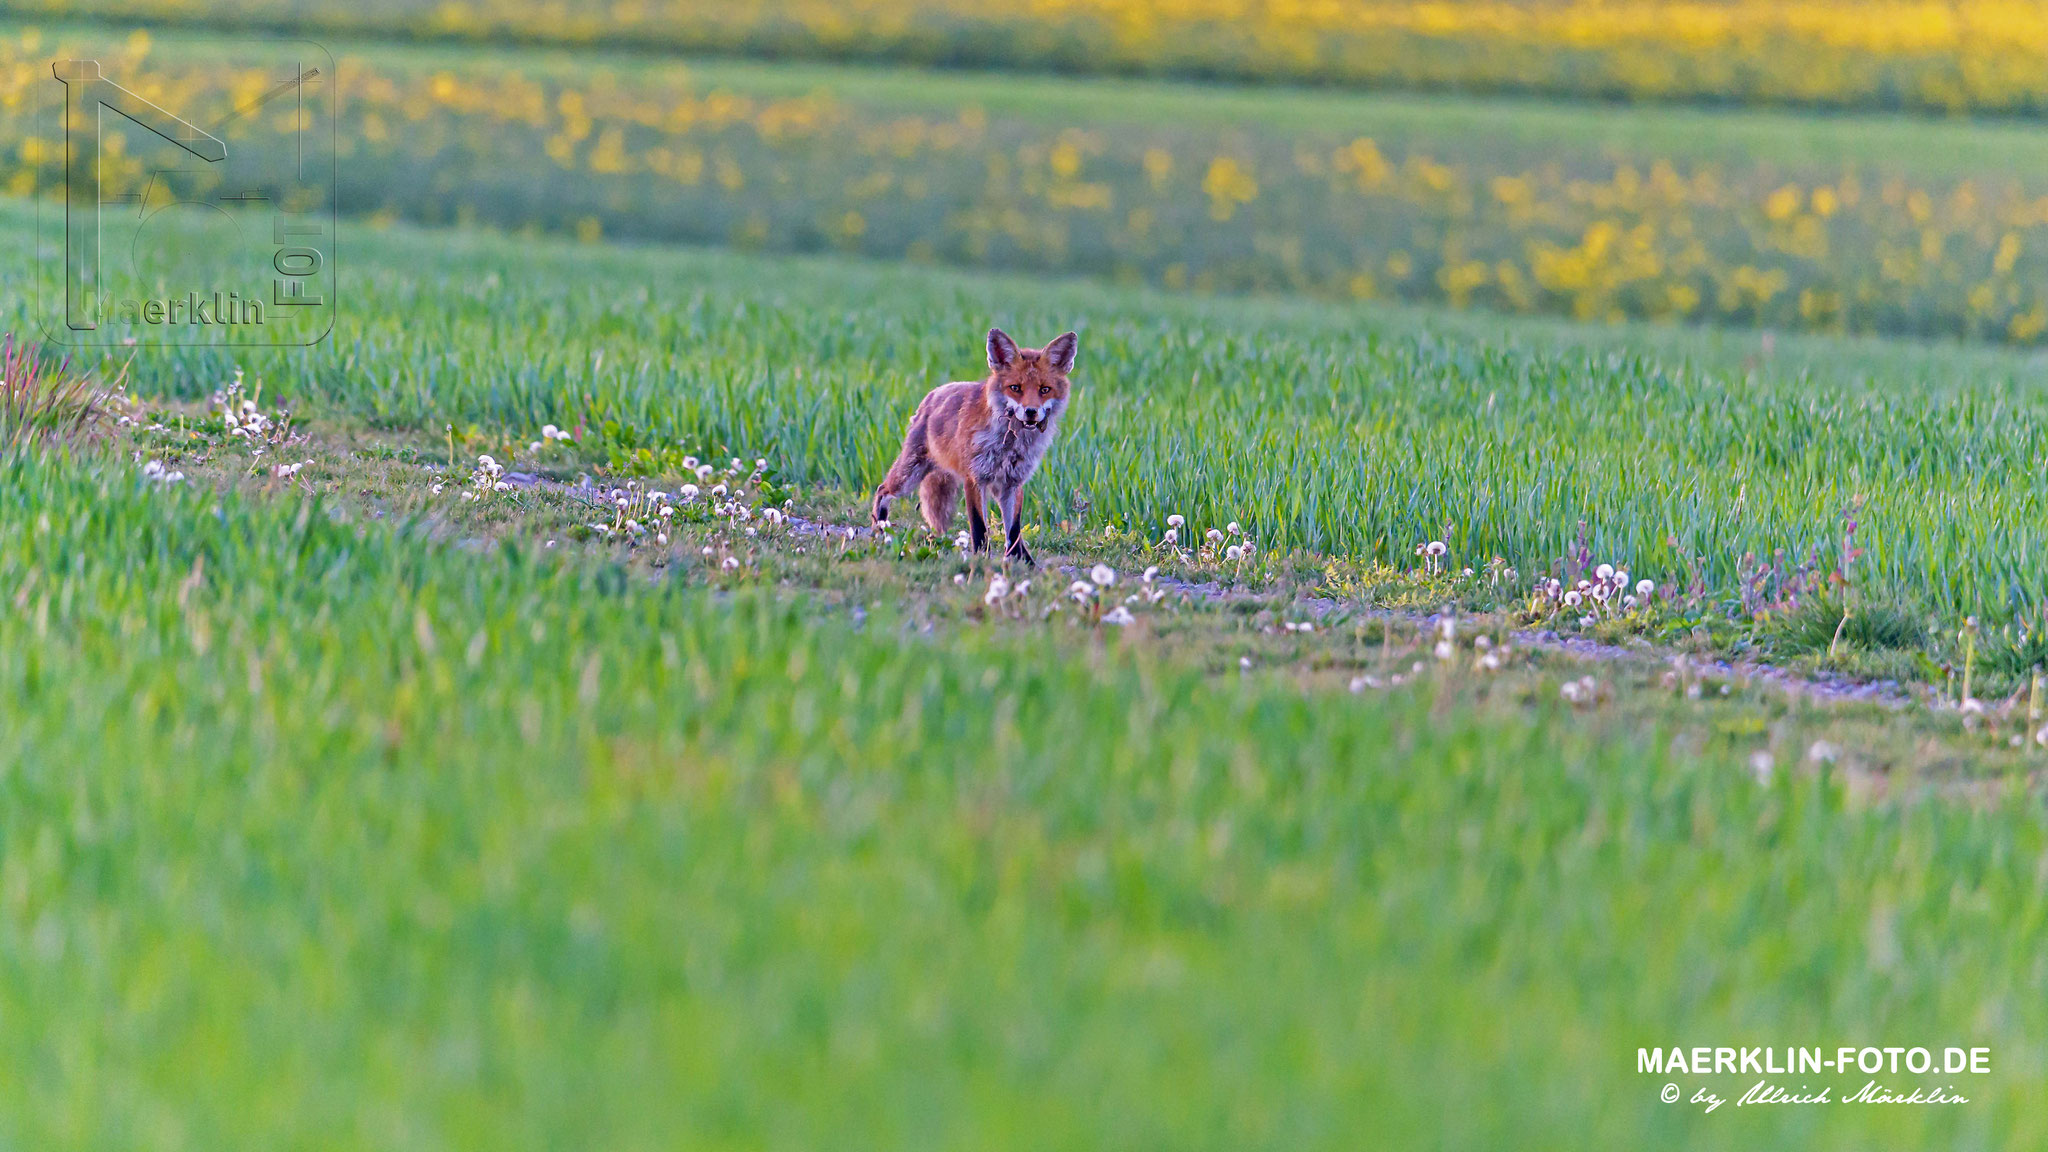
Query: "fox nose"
1024 407 1041 422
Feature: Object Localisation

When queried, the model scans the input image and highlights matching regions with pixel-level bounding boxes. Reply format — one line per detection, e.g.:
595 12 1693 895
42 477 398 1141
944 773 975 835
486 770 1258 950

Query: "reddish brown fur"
872 328 1077 565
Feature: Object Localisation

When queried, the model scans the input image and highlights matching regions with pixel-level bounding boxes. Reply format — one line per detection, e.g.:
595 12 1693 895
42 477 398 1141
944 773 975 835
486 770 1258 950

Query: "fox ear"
1044 331 1077 374
987 328 1019 371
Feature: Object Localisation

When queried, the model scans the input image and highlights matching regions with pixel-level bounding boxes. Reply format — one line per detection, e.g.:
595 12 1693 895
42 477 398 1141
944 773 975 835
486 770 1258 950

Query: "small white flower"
711 483 728 498
1167 514 1185 528
1103 605 1136 626
695 464 715 481
755 458 767 469
1069 580 1095 602
1637 579 1655 597
1142 566 1159 583
985 575 1010 603
953 573 967 585
1207 528 1225 543
1013 579 1032 597
1434 640 1454 660
1563 591 1582 607
542 424 560 440
431 482 444 495
478 454 497 469
721 556 741 570
1225 545 1243 561
680 484 700 500
1227 521 1241 535
1426 541 1447 557
529 441 544 452
1613 569 1629 588
1090 564 1116 586
1596 563 1615 581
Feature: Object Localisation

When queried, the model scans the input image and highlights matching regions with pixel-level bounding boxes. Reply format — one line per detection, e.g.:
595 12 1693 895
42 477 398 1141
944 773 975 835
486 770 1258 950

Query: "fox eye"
1009 384 1022 393
1038 386 1050 396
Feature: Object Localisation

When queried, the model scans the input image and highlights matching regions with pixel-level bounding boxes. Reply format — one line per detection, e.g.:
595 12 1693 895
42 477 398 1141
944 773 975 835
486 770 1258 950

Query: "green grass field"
7 389 2048 1152
4 194 2048 1146
7 11 2048 1148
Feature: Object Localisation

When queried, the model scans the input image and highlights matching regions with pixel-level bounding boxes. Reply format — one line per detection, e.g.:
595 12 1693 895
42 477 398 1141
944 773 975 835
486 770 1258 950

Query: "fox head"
984 328 1076 432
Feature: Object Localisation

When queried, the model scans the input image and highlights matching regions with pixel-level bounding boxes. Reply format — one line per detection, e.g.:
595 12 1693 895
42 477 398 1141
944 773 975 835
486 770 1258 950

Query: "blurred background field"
7 0 2048 115
10 19 2048 343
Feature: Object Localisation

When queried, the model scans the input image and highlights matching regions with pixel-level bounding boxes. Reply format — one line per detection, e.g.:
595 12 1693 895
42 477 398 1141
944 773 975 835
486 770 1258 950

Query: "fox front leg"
964 478 990 553
997 486 1034 567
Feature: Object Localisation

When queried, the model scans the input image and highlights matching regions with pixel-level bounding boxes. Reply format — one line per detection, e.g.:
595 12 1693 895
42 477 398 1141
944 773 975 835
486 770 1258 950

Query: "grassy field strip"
4 441 2047 1149
14 199 2048 634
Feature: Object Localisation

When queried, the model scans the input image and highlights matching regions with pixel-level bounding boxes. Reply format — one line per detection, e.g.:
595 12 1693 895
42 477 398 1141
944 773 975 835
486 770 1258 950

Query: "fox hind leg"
918 472 960 535
872 453 929 528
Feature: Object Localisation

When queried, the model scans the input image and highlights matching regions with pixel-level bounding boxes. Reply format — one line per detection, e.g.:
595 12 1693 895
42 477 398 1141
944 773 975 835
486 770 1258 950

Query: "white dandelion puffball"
1596 563 1615 581
721 556 740 570
1167 514 1185 528
680 484 700 500
1426 540 1448 557
1224 545 1243 561
1103 605 1135 626
1563 591 1583 607
1142 566 1159 583
1069 580 1095 601
1207 528 1225 543
542 424 559 439
1090 564 1116 587
985 575 1010 604
1636 579 1655 596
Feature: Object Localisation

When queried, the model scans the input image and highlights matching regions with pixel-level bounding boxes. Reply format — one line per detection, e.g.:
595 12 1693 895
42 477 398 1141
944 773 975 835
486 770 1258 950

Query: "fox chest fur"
968 396 1059 492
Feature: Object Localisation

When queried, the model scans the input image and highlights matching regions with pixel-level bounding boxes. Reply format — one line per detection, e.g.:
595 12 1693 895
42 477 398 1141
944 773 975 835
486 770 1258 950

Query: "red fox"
871 328 1077 566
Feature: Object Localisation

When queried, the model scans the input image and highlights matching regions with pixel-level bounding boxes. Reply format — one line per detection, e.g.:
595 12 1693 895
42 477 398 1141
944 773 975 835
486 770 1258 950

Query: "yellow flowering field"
10 0 2048 114
6 29 2048 342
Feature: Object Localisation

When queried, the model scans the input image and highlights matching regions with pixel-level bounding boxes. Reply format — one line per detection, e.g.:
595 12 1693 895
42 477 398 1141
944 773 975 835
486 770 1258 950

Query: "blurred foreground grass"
2 443 2044 1149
